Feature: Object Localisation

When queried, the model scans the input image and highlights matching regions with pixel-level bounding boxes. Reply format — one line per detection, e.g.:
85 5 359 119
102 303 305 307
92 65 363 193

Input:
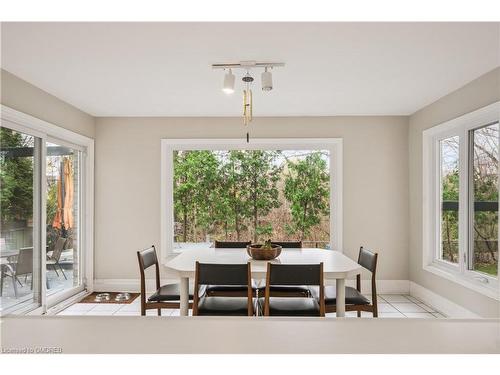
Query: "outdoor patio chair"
137 245 198 316
259 262 325 317
46 237 68 280
192 262 255 316
0 247 33 298
311 246 379 317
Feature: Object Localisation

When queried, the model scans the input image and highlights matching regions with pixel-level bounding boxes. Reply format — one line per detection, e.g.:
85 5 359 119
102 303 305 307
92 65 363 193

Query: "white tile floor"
57 294 447 318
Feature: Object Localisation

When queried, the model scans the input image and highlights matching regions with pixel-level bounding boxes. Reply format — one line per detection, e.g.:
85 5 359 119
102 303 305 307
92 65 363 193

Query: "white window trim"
423 101 500 300
160 138 343 263
0 105 95 314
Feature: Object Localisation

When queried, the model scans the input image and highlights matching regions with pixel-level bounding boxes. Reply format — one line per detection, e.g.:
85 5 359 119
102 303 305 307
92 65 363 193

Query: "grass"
474 263 498 276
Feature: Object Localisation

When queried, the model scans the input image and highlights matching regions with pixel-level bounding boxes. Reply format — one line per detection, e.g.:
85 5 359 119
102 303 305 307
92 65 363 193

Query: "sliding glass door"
0 115 91 315
0 127 41 313
45 141 83 299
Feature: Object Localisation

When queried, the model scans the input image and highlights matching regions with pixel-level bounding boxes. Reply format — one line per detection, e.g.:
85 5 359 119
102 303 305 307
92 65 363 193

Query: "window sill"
423 263 500 301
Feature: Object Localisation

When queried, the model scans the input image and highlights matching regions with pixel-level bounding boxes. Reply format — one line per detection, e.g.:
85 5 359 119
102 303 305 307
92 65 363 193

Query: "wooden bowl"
246 244 282 260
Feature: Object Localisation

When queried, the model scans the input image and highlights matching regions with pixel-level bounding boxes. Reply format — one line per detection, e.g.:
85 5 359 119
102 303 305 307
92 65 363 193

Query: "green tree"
284 152 329 240
217 151 250 240
0 128 34 224
239 150 282 243
173 151 215 241
441 170 459 262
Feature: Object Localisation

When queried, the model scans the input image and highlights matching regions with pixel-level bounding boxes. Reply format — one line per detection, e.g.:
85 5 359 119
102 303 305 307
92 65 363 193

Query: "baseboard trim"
93 278 180 293
409 281 480 318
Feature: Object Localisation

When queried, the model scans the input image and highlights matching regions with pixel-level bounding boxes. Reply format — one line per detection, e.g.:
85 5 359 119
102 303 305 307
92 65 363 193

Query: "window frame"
423 101 500 300
0 105 94 315
160 138 343 263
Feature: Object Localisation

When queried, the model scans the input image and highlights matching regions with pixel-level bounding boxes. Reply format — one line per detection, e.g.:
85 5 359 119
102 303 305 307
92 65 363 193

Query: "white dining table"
164 247 363 317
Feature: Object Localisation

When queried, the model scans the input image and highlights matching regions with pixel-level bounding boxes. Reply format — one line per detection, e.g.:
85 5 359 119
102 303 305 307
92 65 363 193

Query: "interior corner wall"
0 69 96 138
408 67 500 318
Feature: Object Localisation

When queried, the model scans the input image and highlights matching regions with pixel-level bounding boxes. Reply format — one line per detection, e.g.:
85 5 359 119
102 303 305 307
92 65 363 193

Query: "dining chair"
271 241 302 248
258 241 311 297
206 240 257 297
214 240 251 248
137 245 197 316
46 237 67 280
312 247 378 317
260 263 325 317
192 262 254 316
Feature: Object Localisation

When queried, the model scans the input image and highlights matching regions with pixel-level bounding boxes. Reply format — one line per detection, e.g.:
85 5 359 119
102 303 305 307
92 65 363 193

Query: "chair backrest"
137 245 160 296
267 263 323 286
214 241 251 248
195 262 250 285
193 262 253 316
51 237 67 261
271 241 302 248
16 247 33 276
357 247 377 273
137 246 158 270
265 263 325 317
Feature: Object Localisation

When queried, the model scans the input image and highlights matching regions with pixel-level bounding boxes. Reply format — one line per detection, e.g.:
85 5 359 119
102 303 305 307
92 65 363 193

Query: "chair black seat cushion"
257 285 310 296
148 283 198 302
206 280 258 294
197 296 251 316
258 297 320 316
311 286 370 306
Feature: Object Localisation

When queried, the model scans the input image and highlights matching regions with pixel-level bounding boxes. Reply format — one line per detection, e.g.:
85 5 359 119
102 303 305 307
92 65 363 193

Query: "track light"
212 61 284 131
222 69 235 94
261 67 273 91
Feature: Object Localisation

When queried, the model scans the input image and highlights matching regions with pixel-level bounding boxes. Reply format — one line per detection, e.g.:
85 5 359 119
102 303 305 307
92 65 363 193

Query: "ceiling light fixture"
261 67 273 91
212 60 285 141
242 72 254 126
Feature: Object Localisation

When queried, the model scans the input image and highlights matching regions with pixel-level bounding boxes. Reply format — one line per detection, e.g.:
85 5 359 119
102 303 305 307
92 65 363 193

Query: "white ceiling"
1 22 499 117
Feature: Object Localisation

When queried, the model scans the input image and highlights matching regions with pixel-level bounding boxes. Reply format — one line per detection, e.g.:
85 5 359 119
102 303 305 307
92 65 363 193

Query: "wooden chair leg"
158 308 161 316
357 310 361 317
140 301 146 316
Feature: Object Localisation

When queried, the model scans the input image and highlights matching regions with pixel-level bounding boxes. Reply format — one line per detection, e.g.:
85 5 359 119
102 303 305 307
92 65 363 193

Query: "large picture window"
161 139 342 259
423 102 499 298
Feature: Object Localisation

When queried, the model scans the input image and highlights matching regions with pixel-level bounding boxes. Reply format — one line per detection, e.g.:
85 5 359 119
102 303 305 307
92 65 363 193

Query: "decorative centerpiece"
247 239 282 260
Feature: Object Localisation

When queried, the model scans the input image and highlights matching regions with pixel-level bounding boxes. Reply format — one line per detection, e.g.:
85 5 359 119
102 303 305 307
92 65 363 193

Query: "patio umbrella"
62 158 74 229
52 163 63 230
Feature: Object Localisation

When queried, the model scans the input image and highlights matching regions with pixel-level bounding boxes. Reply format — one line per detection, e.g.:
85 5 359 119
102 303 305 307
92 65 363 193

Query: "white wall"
408 67 500 318
2 316 499 354
0 69 95 138
94 116 409 282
